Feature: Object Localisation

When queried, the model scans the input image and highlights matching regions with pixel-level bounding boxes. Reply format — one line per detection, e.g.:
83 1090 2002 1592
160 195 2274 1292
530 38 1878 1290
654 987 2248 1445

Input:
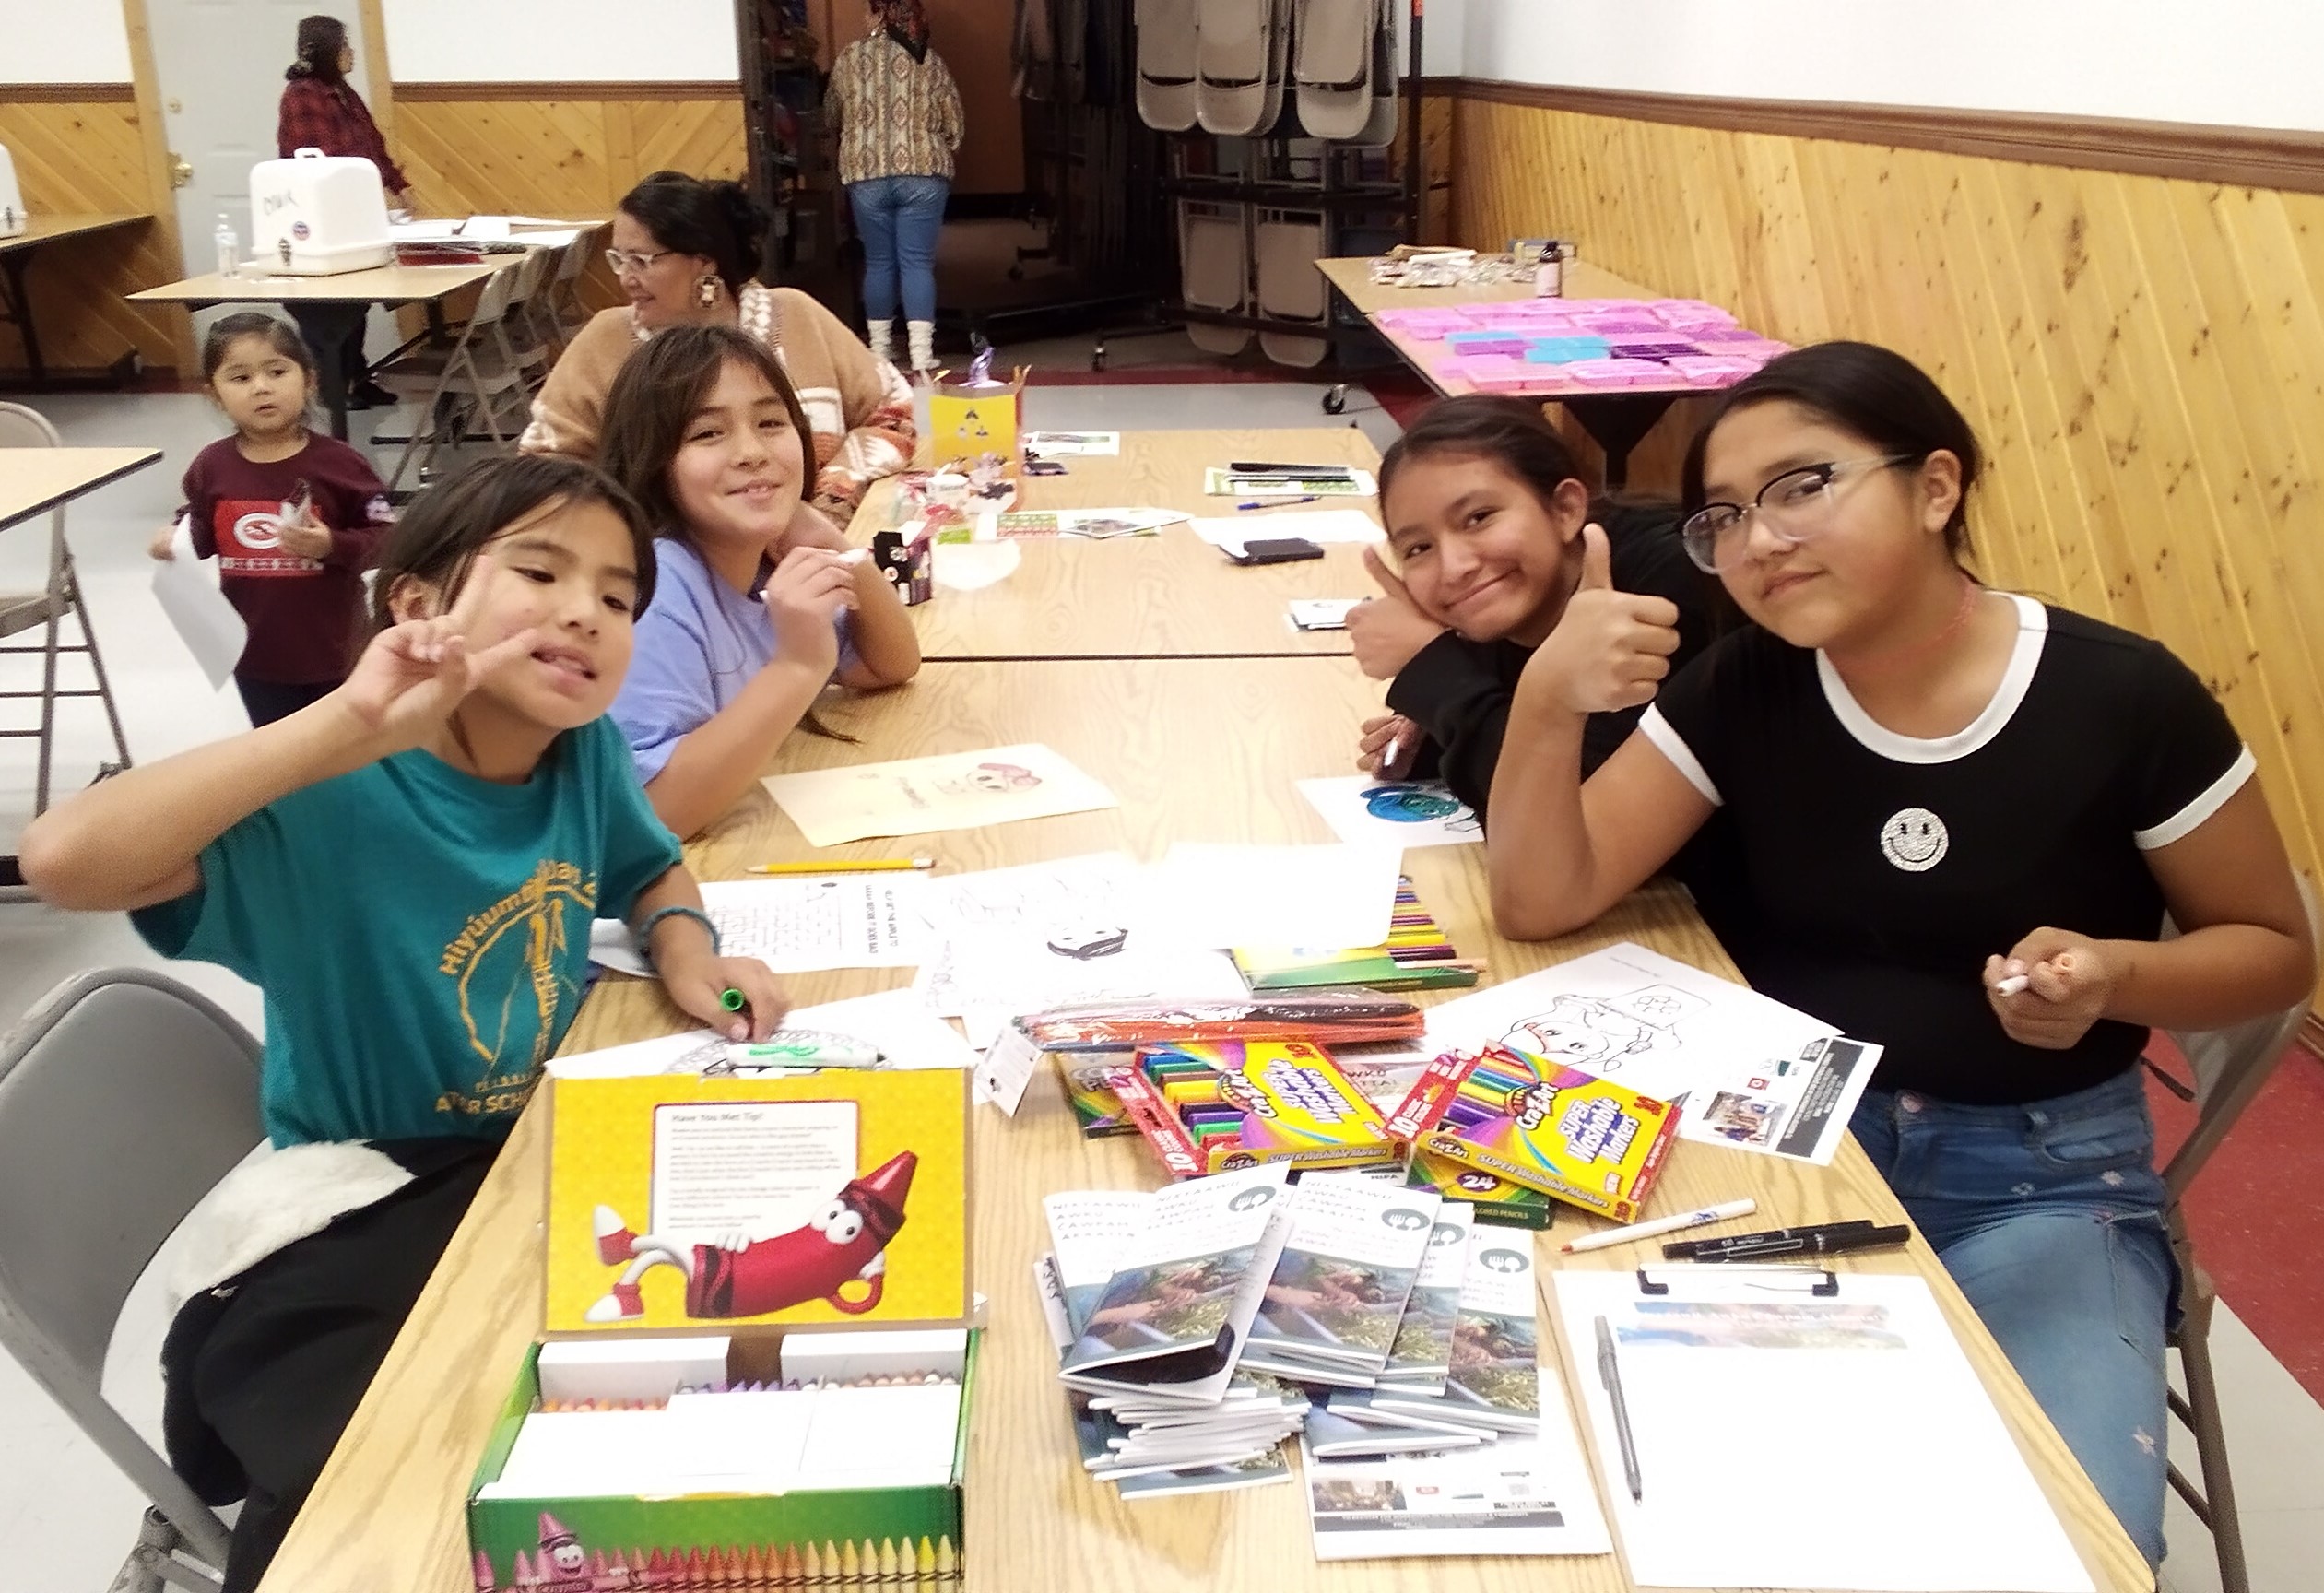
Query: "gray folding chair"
0 401 132 815
2150 876 2320 1593
0 968 266 1592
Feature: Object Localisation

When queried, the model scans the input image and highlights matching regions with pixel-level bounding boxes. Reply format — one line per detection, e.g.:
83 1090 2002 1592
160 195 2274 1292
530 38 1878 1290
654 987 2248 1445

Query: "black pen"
1661 1220 1879 1259
1678 1225 1911 1263
1228 461 1358 476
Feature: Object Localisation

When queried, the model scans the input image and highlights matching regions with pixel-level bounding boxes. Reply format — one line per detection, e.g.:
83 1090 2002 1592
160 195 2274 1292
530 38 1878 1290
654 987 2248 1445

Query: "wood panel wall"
1449 98 2324 891
393 94 746 312
0 91 183 373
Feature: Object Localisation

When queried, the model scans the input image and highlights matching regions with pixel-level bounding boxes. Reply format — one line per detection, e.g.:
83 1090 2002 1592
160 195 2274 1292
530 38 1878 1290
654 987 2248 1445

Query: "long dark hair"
370 454 658 631
597 324 816 549
286 15 348 83
617 172 770 296
1681 341 1984 558
873 0 931 59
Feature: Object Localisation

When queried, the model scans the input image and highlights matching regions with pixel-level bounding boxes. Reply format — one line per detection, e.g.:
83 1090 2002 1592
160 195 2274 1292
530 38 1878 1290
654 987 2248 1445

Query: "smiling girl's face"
666 357 808 549
1380 451 1591 645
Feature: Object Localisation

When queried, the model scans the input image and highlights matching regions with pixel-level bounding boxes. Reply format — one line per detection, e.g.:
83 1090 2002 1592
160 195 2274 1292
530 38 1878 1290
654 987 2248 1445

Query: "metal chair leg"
35 588 60 815
68 557 131 775
2176 1324 2253 1593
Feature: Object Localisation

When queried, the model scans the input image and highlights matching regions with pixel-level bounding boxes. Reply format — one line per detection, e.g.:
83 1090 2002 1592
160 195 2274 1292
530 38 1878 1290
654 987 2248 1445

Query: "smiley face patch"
1879 807 1950 871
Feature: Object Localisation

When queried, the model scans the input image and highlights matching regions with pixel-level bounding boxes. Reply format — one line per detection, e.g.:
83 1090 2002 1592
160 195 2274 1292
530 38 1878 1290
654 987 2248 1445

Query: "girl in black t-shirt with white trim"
1487 341 2312 1567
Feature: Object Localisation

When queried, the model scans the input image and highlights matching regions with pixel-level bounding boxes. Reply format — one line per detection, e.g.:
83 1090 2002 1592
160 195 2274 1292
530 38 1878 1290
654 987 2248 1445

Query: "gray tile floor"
4 384 2320 1591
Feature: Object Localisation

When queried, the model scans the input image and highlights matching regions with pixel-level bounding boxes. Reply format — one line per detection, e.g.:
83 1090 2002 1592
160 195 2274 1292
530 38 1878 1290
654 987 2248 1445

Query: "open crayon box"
466 1328 977 1590
465 1070 981 1589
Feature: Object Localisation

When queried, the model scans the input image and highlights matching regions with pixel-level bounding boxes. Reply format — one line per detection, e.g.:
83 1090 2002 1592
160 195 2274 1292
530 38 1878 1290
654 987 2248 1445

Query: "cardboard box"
1385 1044 1679 1222
927 371 1023 466
467 1332 973 1590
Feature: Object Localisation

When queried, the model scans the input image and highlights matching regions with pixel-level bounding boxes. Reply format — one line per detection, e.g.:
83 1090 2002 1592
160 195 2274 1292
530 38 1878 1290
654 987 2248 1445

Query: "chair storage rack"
1161 0 1422 370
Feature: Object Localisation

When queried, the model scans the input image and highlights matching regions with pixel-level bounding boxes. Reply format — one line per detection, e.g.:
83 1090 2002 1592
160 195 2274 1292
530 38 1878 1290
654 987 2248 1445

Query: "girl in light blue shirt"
601 324 920 837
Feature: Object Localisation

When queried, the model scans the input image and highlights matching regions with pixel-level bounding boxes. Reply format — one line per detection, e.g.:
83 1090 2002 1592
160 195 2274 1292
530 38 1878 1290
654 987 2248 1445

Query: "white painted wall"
1457 0 2324 133
380 0 739 83
0 0 135 84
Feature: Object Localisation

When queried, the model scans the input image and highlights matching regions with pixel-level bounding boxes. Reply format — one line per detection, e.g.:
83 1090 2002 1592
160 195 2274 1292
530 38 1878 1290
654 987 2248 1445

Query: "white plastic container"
0 144 27 238
247 147 392 275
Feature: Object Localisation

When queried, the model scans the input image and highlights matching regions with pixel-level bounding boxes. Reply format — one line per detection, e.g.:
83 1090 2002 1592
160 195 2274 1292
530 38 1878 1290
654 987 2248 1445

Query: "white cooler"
0 144 27 238
249 148 392 275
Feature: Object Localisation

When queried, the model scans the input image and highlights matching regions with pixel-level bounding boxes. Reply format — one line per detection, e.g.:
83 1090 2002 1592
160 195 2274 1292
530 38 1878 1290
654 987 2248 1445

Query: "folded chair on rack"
1137 0 1202 130
1255 210 1329 367
0 968 266 1593
1197 0 1280 136
1292 0 1377 139
2148 876 2320 1593
0 402 130 820
1178 200 1253 357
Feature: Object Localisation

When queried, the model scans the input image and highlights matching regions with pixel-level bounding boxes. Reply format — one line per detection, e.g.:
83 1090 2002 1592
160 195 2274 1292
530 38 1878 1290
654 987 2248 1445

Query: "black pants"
161 1141 501 1593
234 677 336 727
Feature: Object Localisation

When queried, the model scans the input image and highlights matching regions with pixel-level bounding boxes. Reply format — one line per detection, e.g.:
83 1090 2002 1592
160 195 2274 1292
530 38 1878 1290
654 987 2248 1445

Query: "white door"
144 0 367 324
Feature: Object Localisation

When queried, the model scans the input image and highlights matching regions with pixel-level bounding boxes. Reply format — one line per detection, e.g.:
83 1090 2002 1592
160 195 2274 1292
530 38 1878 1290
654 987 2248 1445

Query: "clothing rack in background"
737 0 853 314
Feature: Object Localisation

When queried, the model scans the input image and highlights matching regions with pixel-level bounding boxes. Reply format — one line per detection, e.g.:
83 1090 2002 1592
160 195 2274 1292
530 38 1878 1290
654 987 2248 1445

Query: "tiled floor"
5 380 2323 1591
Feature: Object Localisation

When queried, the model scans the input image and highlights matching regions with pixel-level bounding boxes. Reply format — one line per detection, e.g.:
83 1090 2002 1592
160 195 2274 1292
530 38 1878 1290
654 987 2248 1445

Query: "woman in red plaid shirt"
275 14 410 409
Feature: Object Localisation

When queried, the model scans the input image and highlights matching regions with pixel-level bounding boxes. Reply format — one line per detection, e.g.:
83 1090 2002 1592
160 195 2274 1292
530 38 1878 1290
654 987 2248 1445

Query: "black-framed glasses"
1680 454 1920 573
604 247 677 277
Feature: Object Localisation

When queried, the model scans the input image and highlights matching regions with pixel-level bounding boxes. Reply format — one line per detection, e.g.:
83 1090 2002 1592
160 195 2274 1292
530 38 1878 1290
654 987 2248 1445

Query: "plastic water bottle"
215 214 239 279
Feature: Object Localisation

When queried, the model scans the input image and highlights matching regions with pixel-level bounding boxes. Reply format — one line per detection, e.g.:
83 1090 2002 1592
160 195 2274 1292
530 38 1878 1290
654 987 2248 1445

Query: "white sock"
866 318 894 363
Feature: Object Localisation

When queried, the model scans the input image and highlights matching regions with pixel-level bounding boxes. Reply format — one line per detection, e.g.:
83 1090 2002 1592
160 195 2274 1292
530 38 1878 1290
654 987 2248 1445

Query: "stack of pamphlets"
1240 1174 1440 1386
1315 1222 1542 1445
1034 1166 1306 1494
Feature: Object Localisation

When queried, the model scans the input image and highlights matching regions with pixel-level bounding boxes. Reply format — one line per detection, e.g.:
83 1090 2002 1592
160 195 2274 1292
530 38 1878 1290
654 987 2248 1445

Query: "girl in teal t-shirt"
19 453 792 1592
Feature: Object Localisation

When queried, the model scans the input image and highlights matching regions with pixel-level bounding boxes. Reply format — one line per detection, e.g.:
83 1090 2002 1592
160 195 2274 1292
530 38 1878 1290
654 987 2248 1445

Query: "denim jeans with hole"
847 173 949 324
1851 1068 2175 1569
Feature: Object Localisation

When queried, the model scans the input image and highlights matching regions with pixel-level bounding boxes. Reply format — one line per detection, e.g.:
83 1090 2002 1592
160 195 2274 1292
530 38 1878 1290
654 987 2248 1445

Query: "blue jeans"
847 173 949 324
1851 1069 2175 1569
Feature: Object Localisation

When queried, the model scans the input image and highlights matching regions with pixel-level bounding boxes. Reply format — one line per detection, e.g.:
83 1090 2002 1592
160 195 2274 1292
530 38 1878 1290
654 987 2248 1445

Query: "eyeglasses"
1680 454 1919 573
604 247 677 277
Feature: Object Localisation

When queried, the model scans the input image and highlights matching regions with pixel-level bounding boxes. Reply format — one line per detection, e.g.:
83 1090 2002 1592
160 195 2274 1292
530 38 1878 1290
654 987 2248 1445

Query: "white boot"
908 320 938 376
865 318 894 364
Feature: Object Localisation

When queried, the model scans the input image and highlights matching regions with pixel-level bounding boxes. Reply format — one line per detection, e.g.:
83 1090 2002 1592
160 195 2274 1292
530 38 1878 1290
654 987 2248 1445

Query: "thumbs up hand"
1518 523 1684 715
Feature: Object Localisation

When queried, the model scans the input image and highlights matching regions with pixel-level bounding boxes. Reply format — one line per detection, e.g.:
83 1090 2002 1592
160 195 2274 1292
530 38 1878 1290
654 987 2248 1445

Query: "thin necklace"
1834 573 1982 676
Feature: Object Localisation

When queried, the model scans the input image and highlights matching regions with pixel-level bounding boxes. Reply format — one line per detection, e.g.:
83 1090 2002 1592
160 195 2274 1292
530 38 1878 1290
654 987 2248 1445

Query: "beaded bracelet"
636 904 721 972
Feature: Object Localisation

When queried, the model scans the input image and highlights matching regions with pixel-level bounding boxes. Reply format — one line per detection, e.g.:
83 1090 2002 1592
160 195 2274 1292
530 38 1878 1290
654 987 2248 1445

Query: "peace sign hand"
334 555 542 751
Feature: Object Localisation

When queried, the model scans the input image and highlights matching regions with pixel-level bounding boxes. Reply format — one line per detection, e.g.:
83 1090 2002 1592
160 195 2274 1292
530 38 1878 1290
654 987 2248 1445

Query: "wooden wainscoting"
1447 96 2324 894
392 88 747 313
0 90 182 374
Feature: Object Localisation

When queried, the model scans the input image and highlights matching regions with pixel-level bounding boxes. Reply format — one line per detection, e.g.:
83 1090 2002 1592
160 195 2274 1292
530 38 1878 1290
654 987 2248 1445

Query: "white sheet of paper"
783 989 978 1072
911 853 1247 1021
1136 842 1403 951
761 743 1119 846
1020 430 1121 455
549 1028 726 1079
1188 509 1384 553
1421 942 1881 1165
931 539 1021 591
1299 775 1482 848
1551 1269 2094 1592
150 520 245 690
1287 598 1361 631
584 877 928 977
1303 1371 1610 1560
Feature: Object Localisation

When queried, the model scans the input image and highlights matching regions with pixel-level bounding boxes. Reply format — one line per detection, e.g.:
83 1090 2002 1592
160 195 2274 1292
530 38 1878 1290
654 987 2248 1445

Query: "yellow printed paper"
759 742 1118 846
545 1071 971 1334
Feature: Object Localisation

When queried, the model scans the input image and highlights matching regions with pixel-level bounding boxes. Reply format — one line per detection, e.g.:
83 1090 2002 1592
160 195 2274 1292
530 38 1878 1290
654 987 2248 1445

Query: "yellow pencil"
744 858 937 876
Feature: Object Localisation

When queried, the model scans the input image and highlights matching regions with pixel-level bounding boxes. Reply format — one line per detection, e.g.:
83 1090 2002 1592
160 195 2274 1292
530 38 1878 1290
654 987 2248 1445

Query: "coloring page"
1298 775 1481 848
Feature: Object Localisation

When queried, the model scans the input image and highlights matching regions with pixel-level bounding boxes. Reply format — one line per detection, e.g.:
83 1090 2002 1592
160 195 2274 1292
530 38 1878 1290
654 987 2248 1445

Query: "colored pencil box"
1402 1148 1556 1232
1384 1044 1680 1221
1113 1040 1400 1179
1011 992 1425 1054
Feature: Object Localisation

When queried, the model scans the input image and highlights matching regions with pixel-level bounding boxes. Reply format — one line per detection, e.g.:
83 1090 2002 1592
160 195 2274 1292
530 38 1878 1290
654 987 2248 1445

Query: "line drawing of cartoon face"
1046 926 1129 960
1879 806 1949 871
1501 994 1661 1072
966 761 1041 793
